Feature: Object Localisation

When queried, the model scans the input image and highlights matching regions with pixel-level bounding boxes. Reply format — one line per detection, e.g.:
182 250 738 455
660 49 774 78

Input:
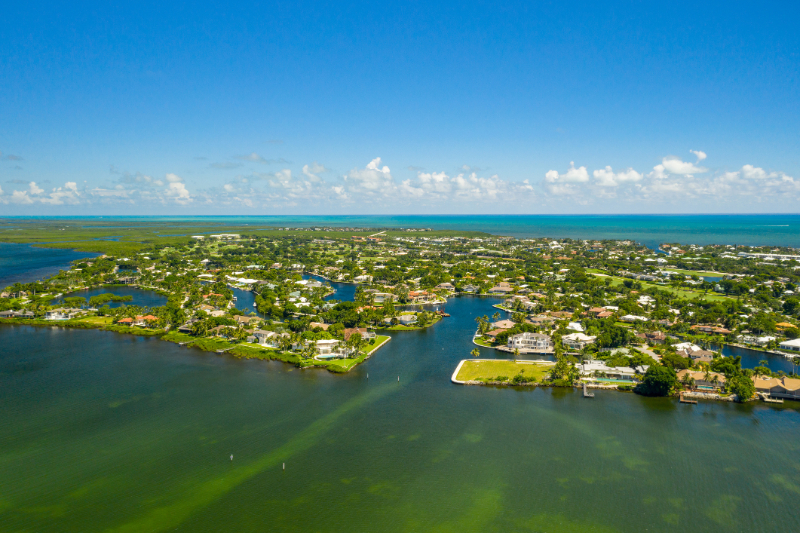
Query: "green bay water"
2 296 800 532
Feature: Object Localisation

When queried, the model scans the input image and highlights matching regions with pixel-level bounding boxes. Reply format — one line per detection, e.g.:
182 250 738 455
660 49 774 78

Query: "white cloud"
343 157 394 192
593 166 643 187
11 190 33 204
302 162 328 181
690 150 707 162
660 156 707 176
545 162 589 184
165 181 192 204
28 181 44 195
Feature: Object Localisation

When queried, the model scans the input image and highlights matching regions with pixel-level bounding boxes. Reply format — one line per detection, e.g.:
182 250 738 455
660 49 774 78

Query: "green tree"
636 365 676 397
728 375 755 402
470 348 480 358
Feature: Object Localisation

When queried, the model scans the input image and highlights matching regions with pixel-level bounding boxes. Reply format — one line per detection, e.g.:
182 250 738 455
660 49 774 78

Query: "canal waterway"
1 295 800 533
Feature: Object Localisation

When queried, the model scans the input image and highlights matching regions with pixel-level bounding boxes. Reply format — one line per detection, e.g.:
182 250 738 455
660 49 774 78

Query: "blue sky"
1 1 798 214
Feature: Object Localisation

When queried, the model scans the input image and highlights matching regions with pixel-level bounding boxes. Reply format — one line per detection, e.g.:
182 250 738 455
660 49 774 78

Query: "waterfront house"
752 376 800 400
491 319 516 330
134 315 159 327
249 330 288 348
343 328 376 342
488 282 515 295
459 284 479 293
779 338 800 352
45 308 79 320
579 361 647 380
398 314 417 325
314 339 353 358
507 332 553 354
676 369 726 390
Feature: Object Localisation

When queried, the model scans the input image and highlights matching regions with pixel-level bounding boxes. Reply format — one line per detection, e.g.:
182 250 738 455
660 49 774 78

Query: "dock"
761 393 784 404
679 392 698 404
583 383 594 398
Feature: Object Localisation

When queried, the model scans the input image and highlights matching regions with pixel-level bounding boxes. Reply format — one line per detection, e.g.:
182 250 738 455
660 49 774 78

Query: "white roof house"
780 338 800 352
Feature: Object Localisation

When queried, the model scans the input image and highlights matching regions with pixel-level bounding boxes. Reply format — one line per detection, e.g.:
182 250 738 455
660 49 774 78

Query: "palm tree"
470 348 480 358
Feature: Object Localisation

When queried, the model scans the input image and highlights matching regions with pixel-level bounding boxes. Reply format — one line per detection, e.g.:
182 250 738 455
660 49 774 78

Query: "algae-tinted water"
2 296 800 532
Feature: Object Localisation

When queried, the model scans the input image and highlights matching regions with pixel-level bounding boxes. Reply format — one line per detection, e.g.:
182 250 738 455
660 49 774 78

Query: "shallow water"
1 296 799 532
0 243 97 288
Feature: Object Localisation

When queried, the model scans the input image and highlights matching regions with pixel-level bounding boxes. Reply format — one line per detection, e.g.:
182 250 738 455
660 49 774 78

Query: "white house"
779 338 800 352
398 314 417 325
507 332 553 354
563 332 597 350
620 314 649 323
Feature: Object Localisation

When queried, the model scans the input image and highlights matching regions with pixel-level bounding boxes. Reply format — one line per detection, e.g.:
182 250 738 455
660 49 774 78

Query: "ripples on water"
1 296 800 532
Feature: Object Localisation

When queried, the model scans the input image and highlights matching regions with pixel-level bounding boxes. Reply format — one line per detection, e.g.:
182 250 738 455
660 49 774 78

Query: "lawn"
591 273 731 301
661 268 729 277
456 360 553 382
472 336 495 348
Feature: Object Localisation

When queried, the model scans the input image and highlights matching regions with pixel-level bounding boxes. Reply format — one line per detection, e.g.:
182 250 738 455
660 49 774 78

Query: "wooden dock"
583 383 594 398
679 392 697 404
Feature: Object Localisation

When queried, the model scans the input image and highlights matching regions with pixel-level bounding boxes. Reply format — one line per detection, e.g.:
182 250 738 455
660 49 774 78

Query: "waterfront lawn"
384 315 442 331
456 360 552 383
77 316 114 325
473 336 495 348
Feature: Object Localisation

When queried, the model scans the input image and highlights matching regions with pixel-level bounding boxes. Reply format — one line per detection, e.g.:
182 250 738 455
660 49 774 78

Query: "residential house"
491 319 516 330
343 328 376 342
752 376 800 400
635 331 667 344
45 308 79 320
620 314 649 322
676 369 726 390
488 282 515 295
779 338 800 352
249 330 288 348
507 332 553 354
563 332 597 350
579 361 647 380
398 314 417 325
680 348 715 364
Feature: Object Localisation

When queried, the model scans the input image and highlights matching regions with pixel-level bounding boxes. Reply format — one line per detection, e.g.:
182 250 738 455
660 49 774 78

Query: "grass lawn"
77 316 113 325
662 268 729 277
384 315 442 331
591 273 731 301
473 336 495 348
456 360 552 382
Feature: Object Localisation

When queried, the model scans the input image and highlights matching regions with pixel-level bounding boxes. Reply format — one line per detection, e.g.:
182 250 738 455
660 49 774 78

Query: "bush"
617 384 634 392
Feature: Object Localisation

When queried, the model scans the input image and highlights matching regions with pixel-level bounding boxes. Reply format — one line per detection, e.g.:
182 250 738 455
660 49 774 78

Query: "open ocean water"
7 214 799 248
